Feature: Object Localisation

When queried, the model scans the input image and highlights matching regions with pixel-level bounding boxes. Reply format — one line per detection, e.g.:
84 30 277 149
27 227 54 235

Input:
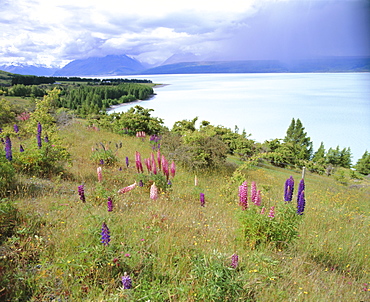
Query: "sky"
1 0 369 67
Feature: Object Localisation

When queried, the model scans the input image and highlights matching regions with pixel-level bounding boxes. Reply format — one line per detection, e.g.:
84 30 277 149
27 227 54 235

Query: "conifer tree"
354 151 370 175
312 142 326 163
282 118 313 162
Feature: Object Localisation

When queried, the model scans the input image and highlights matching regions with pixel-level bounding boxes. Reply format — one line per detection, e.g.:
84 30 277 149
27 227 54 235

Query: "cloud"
0 0 369 67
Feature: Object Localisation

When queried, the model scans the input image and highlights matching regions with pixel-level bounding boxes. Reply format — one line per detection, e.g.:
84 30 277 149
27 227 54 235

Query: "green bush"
238 203 300 249
0 152 16 196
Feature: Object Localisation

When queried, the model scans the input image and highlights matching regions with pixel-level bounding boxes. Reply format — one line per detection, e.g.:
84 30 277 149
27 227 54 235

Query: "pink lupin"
150 182 158 200
170 161 176 178
97 167 103 182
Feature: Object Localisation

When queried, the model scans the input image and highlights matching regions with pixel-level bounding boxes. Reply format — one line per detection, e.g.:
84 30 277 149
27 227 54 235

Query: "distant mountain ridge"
1 55 369 77
53 55 145 76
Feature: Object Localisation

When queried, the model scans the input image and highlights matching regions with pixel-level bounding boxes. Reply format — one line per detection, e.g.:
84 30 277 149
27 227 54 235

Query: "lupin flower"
297 179 305 203
97 167 103 182
107 197 113 212
145 158 152 173
251 181 257 204
200 193 205 207
231 253 239 269
238 181 248 210
20 144 24 152
157 150 161 171
100 159 104 165
78 185 86 203
260 207 266 214
255 190 262 206
122 272 132 289
151 156 157 175
13 124 19 133
297 190 306 215
170 161 176 178
162 155 169 180
268 206 275 218
125 156 129 168
139 180 144 187
5 136 12 161
284 176 294 202
118 182 137 194
135 151 143 173
37 122 42 149
150 182 158 200
101 222 111 246
44 134 49 143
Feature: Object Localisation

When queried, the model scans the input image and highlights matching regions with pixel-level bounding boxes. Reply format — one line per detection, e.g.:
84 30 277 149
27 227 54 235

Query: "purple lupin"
5 136 12 161
200 193 205 207
37 122 42 149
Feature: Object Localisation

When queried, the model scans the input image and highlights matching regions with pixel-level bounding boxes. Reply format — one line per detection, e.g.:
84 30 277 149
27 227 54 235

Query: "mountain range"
1 54 369 77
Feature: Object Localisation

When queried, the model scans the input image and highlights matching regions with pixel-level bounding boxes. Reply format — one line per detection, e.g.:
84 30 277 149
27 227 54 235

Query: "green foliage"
161 130 228 171
13 143 70 177
91 105 165 136
8 84 46 97
0 152 16 196
90 142 121 165
326 146 352 168
238 203 300 249
354 150 370 175
0 98 17 124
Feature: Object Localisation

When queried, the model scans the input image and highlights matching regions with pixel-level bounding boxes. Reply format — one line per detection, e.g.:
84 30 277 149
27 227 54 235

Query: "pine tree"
312 142 326 163
354 151 370 175
282 118 313 162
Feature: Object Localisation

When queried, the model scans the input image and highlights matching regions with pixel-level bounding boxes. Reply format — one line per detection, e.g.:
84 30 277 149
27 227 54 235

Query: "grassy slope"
3 120 370 301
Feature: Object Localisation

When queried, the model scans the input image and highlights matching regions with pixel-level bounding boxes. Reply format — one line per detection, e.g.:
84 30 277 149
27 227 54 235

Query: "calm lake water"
108 73 370 163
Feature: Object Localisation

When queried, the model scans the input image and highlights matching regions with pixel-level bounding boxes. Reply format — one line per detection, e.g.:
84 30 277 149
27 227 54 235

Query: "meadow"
0 119 369 301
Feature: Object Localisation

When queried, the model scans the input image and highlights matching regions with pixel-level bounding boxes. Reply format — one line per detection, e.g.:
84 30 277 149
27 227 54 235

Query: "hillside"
0 101 369 300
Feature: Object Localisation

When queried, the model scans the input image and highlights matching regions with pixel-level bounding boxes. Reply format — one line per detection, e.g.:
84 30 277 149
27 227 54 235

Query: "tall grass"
1 119 369 301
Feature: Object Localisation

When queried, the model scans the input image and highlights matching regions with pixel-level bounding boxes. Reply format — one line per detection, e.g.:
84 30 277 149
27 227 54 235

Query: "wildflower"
239 181 248 210
260 207 266 214
157 150 161 170
13 124 19 133
251 181 257 204
135 151 143 173
255 190 262 206
99 159 104 165
268 206 275 218
97 167 103 182
200 193 205 207
5 136 12 161
297 178 305 203
170 161 176 178
297 190 306 215
139 180 144 187
122 272 132 289
162 155 169 180
150 182 158 200
78 185 86 202
145 158 152 172
118 182 137 194
125 156 129 168
20 144 24 152
44 134 49 143
231 253 239 268
284 176 294 202
101 222 111 246
107 197 113 212
37 122 42 149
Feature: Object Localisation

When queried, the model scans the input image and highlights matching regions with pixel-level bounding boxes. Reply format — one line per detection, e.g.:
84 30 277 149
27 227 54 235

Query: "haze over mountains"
1 54 369 77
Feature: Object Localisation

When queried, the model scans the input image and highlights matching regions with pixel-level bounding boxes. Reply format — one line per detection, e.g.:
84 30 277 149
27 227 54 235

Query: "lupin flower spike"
101 222 111 246
238 181 248 210
170 161 176 178
268 206 275 218
150 182 158 200
107 197 113 212
284 176 294 202
97 167 103 182
122 272 132 289
5 136 12 161
118 182 137 194
297 190 306 215
231 253 239 269
200 193 205 207
78 185 86 203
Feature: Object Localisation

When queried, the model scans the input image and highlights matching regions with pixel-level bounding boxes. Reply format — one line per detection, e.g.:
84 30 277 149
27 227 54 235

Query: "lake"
108 73 370 163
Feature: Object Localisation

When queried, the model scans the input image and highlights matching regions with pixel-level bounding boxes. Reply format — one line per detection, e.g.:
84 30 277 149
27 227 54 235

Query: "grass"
1 119 369 301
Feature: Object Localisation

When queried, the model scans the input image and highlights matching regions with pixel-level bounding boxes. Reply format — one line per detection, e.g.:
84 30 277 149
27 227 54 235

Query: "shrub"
238 202 300 249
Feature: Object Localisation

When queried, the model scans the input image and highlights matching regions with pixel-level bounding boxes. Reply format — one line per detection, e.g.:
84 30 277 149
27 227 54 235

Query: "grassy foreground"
1 120 369 301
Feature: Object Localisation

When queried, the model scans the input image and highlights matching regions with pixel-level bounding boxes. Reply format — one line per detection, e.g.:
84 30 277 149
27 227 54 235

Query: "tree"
312 142 326 164
354 151 370 175
280 118 313 165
